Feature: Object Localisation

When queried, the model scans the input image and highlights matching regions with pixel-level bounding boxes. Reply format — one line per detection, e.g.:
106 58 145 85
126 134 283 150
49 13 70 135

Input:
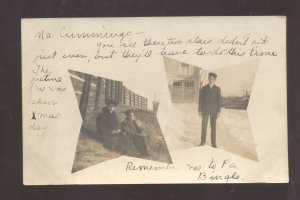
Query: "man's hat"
208 72 217 79
105 98 118 106
125 109 134 116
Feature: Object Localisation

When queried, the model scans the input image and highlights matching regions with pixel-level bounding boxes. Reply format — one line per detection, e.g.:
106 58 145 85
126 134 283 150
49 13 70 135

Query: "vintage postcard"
22 16 287 184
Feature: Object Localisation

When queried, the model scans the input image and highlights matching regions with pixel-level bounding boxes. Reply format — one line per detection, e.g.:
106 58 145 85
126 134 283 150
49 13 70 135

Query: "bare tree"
241 80 251 109
196 68 207 103
199 68 207 91
242 89 251 101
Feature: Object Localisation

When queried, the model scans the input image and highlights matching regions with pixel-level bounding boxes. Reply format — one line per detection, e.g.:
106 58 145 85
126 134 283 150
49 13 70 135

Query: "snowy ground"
164 103 258 161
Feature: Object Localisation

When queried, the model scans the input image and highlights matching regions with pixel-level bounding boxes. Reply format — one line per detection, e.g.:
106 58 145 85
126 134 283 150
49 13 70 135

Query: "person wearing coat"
121 109 149 157
96 99 121 151
198 72 222 148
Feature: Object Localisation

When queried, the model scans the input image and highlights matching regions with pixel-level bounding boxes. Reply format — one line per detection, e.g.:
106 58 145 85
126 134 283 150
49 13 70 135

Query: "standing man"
198 72 222 148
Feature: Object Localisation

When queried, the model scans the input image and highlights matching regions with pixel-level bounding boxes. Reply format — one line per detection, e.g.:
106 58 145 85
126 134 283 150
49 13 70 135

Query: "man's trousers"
201 113 217 146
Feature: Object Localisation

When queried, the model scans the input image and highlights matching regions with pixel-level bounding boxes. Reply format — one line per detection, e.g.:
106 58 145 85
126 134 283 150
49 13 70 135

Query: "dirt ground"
72 127 120 173
72 104 172 172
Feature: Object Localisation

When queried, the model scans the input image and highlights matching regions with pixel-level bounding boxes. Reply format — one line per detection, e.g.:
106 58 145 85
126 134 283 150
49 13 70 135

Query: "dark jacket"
121 119 143 136
96 107 120 134
198 84 222 114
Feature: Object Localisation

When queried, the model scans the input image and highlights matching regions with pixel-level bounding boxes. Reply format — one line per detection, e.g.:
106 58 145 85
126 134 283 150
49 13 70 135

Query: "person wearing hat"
96 99 121 151
198 72 222 148
121 109 149 157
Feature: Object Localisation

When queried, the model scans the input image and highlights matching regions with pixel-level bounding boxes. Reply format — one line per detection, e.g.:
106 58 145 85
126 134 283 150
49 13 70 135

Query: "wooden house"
164 57 207 103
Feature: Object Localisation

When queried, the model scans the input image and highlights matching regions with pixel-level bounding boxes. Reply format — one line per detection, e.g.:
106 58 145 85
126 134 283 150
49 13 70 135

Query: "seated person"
96 99 121 151
121 109 149 157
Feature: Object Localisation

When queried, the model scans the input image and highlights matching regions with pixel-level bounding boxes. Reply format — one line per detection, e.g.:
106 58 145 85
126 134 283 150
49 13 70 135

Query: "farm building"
164 57 207 103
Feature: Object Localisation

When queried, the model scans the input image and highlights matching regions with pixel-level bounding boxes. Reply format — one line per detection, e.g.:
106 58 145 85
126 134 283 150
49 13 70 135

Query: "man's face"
208 76 215 85
107 104 116 112
128 113 135 121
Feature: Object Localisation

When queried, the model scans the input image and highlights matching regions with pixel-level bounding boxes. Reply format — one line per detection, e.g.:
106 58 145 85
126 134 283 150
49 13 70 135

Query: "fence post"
123 87 126 105
153 101 159 115
118 81 123 103
141 97 144 108
111 80 116 100
129 90 132 106
105 79 110 101
138 95 141 107
95 77 103 110
115 81 119 103
133 93 136 107
79 74 92 120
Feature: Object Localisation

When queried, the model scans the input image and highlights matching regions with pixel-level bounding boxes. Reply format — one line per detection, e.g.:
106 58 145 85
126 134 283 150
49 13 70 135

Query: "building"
164 57 207 103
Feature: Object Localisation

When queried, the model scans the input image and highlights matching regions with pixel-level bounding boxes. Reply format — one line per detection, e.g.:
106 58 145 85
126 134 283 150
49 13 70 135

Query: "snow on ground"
164 103 258 161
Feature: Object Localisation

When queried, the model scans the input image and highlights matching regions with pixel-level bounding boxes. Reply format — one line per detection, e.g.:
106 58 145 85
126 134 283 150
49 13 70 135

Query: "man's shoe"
199 142 205 146
212 144 218 148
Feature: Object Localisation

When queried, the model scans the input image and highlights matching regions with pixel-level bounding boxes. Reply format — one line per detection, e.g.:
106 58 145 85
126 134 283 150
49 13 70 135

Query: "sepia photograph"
164 57 259 161
21 17 288 185
69 70 172 172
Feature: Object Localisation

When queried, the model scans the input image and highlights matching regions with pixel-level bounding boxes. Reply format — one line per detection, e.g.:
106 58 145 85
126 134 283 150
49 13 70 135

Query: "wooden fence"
69 71 148 119
100 78 147 109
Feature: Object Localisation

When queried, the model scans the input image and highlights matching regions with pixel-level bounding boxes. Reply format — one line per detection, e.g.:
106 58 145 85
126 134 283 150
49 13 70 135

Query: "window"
184 81 194 87
181 63 189 75
173 81 182 87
